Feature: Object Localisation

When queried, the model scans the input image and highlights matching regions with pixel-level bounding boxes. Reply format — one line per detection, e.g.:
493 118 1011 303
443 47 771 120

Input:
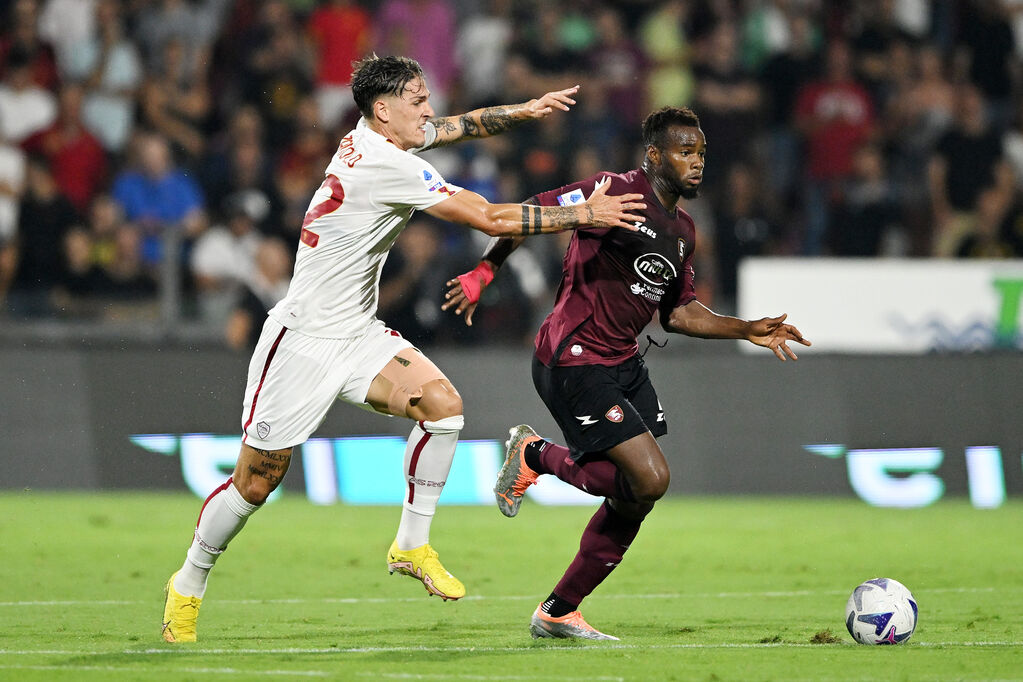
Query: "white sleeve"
373 154 462 211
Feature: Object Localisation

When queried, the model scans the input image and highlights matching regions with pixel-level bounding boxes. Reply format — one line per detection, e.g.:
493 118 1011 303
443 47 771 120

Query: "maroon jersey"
534 169 697 367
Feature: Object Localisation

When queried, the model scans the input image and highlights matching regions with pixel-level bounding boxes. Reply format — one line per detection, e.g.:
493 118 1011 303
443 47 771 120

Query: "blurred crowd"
3 0 1023 349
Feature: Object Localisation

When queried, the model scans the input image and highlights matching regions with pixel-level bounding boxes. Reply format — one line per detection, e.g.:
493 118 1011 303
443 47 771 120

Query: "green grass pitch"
1 492 1021 681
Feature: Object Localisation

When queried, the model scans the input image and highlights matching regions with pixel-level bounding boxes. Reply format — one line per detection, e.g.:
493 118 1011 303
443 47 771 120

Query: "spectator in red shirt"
794 39 876 255
22 82 107 214
306 0 372 133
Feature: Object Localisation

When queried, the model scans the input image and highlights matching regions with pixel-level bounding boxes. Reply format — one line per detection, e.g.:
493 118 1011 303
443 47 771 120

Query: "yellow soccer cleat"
386 541 466 601
162 571 202 643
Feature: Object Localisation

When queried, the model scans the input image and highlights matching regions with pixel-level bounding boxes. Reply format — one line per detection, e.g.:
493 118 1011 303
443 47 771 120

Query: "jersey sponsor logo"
256 421 271 439
633 253 677 286
575 415 598 426
605 405 624 423
635 222 656 238
678 238 686 260
630 281 665 302
557 188 586 206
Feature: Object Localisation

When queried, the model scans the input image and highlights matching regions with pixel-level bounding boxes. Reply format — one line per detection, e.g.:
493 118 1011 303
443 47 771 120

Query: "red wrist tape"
456 262 495 304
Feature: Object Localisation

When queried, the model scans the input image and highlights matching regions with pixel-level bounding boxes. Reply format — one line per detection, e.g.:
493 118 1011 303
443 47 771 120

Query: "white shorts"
240 317 414 450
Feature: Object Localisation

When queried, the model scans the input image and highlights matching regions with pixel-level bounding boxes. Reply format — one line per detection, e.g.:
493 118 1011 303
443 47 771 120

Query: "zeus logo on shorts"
605 405 624 423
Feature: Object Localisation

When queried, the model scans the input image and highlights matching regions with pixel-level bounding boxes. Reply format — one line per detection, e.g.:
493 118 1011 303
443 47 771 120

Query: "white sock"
395 416 463 550
174 478 259 598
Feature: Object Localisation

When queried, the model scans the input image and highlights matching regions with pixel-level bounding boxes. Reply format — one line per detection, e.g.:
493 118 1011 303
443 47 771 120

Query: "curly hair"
641 107 702 150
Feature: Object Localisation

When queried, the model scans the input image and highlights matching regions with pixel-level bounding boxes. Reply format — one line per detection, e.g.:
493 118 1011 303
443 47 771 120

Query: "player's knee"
236 478 273 506
633 465 670 504
414 379 463 421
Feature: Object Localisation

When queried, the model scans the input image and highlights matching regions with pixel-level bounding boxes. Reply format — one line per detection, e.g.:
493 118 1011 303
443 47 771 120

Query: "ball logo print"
845 577 918 645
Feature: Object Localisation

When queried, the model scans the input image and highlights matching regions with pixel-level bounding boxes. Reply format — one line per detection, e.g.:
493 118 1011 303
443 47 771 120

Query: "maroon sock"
534 441 635 501
552 500 645 606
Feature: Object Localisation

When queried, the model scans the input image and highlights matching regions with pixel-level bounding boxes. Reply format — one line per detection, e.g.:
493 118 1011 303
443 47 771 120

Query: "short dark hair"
351 55 425 119
642 106 701 151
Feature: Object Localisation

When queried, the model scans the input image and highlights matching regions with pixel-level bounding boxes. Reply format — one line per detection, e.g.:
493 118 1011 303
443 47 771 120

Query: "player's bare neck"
368 119 406 150
643 165 680 213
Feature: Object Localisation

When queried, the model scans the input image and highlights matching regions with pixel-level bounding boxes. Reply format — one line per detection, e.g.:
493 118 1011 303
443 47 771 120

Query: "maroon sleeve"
529 173 615 236
529 173 611 206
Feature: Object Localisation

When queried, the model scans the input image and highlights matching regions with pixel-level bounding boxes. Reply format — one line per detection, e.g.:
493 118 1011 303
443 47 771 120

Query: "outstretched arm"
662 300 811 361
424 180 643 237
428 86 579 148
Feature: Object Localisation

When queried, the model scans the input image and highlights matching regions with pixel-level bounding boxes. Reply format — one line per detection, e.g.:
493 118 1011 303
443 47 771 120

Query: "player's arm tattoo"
458 113 481 138
520 204 594 235
520 205 542 235
432 117 459 137
432 105 527 146
247 448 290 486
479 106 517 135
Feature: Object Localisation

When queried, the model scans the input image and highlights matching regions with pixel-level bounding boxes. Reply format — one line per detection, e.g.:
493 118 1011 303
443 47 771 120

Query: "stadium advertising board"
738 258 1023 353
2 347 1022 508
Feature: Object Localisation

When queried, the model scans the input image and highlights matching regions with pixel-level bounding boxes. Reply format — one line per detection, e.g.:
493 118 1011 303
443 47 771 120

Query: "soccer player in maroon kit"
444 106 810 639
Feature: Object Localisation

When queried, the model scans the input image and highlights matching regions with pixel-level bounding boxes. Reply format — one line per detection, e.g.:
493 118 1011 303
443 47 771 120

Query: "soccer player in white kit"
161 55 647 642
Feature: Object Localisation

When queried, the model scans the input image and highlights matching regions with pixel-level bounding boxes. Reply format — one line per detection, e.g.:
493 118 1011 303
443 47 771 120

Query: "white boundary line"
0 586 1001 608
2 641 1022 657
0 664 329 676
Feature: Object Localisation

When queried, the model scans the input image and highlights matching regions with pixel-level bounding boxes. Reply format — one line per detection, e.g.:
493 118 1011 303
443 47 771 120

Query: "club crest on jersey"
605 405 624 423
678 238 686 260
557 188 586 206
256 421 271 439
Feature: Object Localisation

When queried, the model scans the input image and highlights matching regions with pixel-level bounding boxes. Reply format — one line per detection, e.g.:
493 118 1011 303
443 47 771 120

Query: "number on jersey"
300 174 346 247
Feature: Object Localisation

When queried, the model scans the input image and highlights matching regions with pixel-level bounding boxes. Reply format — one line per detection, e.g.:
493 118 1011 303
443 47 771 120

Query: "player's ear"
373 98 389 123
645 145 660 165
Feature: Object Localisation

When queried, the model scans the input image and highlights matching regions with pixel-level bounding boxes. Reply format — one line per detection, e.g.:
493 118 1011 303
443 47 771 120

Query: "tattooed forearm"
459 113 481 138
544 205 580 227
433 117 458 136
520 205 543 235
479 107 517 135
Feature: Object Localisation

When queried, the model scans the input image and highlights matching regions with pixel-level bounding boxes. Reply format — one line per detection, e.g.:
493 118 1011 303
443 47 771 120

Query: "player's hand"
441 262 494 326
584 179 646 230
746 313 811 361
523 86 579 119
442 278 480 326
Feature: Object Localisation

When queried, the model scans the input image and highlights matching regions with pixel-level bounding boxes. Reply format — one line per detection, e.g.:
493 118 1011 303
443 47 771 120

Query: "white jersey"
269 118 461 338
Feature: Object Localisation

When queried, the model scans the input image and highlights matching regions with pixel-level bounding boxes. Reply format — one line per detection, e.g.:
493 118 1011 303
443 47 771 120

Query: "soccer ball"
845 578 918 645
